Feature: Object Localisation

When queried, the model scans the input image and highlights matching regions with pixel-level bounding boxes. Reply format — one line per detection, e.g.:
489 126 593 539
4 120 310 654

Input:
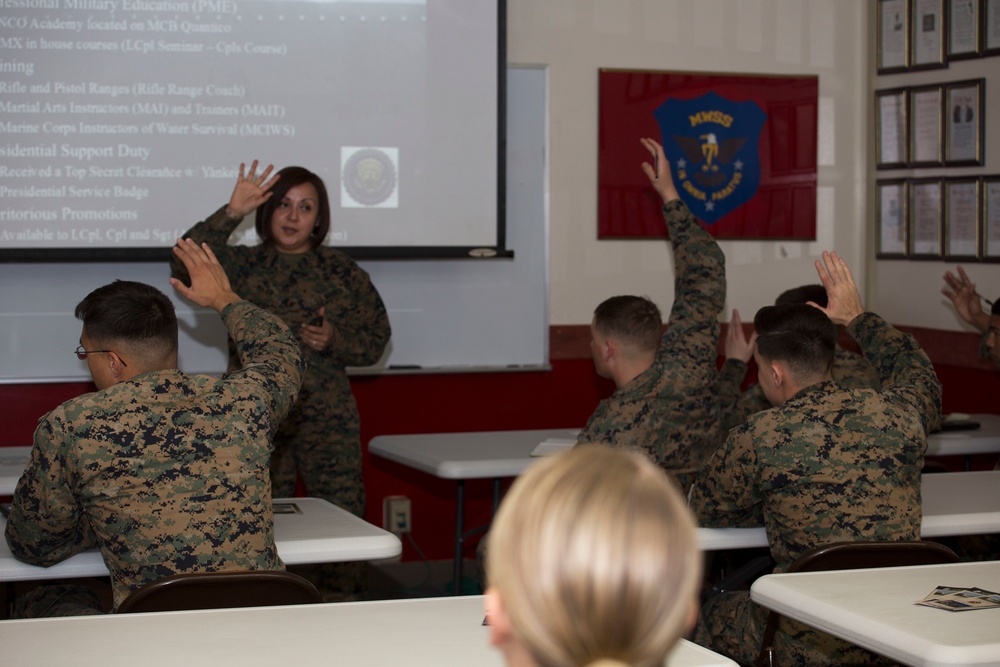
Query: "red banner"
598 70 818 239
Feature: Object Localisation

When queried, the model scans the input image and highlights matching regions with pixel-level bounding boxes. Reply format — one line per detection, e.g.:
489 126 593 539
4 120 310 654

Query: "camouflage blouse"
577 199 726 482
5 301 305 610
690 312 942 572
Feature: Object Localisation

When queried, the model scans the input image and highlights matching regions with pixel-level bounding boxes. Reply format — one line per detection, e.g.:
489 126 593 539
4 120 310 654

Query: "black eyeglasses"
74 345 127 367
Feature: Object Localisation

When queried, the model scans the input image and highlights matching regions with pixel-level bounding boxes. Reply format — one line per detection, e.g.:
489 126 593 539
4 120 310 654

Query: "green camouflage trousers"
270 386 367 600
12 583 104 618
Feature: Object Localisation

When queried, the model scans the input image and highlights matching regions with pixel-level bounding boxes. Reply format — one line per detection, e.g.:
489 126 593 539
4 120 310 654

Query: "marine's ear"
484 586 514 647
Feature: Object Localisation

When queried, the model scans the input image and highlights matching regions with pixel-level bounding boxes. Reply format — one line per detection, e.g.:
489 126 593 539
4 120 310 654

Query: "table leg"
453 477 502 596
453 479 464 596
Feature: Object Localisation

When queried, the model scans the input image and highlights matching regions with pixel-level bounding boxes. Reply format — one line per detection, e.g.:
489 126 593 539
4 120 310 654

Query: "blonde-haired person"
484 445 701 667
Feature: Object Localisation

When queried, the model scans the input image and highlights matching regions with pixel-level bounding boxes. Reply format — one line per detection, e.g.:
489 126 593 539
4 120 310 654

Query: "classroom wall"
865 6 1000 330
509 0 870 326
2 1 998 569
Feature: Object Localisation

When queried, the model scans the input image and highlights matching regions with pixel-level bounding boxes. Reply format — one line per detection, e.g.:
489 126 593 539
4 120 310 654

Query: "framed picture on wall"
876 88 908 169
910 178 944 257
947 0 982 58
878 0 910 72
986 0 1000 55
909 84 943 166
911 0 948 69
877 180 908 258
944 178 980 259
983 176 1000 261
944 79 985 165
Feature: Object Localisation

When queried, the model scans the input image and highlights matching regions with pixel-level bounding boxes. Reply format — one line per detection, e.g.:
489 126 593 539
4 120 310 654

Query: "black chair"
116 570 322 614
754 540 959 667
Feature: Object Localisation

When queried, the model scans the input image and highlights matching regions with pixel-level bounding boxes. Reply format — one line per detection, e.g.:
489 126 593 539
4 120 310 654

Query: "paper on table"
530 438 576 457
915 585 1000 611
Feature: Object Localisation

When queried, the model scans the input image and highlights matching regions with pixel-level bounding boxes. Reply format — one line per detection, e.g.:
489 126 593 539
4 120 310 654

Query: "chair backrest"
755 540 959 667
786 539 959 573
116 570 323 614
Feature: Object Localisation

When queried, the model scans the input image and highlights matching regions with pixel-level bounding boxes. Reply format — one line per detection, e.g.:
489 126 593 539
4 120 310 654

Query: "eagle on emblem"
671 134 746 188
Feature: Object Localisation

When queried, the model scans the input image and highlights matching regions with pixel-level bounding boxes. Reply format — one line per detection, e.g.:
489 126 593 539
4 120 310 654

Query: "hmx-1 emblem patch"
654 92 766 224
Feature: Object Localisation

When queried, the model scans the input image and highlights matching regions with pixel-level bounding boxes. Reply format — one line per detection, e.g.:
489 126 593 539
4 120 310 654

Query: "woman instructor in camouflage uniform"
171 161 391 597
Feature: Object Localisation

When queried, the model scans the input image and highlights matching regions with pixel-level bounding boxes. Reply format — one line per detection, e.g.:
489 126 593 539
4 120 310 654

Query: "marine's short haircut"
255 166 331 250
774 284 828 308
75 280 178 357
753 304 836 379
593 295 662 353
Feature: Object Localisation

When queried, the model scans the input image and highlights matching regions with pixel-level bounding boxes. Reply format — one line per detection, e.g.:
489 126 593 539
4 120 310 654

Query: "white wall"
867 7 1000 331
507 0 871 325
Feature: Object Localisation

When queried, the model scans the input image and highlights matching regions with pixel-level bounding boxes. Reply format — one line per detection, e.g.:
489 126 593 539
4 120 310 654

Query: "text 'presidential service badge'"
654 92 766 224
341 146 399 208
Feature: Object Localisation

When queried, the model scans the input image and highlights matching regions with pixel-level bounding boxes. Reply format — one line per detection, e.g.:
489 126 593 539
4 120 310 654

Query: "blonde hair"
486 445 701 667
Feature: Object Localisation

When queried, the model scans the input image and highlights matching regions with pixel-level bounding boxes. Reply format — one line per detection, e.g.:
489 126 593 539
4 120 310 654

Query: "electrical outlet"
383 495 412 535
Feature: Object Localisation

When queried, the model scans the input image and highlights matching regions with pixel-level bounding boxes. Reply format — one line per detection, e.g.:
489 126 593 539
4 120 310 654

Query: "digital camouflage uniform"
718 345 882 434
690 312 942 666
173 206 391 598
576 199 725 490
5 300 304 614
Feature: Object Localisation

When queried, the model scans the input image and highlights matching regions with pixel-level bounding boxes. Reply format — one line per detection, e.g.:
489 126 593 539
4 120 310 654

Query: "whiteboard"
0 67 548 383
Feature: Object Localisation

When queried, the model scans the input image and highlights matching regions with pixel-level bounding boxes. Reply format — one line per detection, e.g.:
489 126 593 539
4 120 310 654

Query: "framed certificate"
983 176 1000 261
875 88 908 169
909 85 943 167
909 178 944 257
911 0 948 68
947 0 982 58
986 0 1000 55
944 178 980 259
944 79 985 165
877 180 908 258
878 0 911 72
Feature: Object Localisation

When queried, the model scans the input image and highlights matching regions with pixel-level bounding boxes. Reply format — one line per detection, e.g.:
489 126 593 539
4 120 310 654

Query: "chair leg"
702 554 774 604
755 646 776 667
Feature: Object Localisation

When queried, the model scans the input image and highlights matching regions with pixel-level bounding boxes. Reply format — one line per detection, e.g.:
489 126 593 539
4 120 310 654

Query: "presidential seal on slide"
340 146 399 208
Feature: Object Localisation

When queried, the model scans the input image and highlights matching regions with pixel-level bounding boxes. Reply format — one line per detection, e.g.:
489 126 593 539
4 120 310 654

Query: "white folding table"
750 560 1000 667
0 446 30 497
370 429 1000 591
694 469 1000 551
369 428 579 593
0 497 401 582
0 594 738 667
927 413 1000 468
